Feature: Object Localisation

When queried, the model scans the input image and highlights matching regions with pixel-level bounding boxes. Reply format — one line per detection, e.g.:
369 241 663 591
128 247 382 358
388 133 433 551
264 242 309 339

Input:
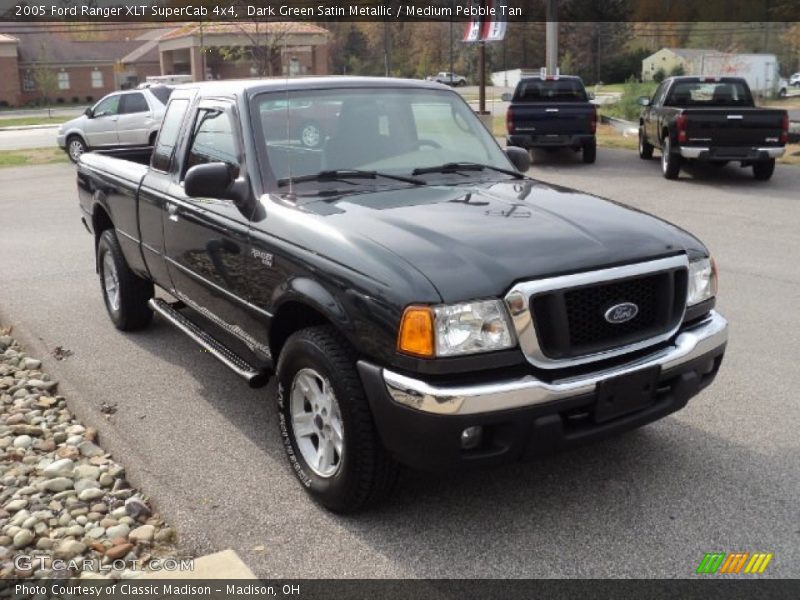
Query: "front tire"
752 159 776 181
661 136 681 179
276 326 399 513
97 230 153 331
582 139 597 164
639 128 654 159
67 135 86 163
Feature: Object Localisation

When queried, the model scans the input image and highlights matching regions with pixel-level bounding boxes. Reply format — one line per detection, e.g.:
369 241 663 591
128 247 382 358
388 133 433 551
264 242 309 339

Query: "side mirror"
85 107 94 118
587 92 595 100
505 146 531 173
501 93 513 102
185 162 237 200
637 96 651 107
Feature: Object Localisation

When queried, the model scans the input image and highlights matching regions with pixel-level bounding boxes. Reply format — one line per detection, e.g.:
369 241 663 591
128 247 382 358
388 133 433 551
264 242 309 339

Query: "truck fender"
269 277 362 356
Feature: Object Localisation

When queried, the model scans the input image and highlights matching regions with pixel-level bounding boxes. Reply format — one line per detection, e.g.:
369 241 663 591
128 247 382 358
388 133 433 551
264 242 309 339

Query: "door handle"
167 204 179 222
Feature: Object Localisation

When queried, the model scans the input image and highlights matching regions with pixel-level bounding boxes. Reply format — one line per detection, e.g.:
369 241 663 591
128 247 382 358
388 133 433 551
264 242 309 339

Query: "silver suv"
57 86 172 162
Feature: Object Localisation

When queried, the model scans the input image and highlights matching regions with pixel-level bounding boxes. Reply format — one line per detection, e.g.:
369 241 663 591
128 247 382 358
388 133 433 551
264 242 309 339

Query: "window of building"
22 72 35 92
91 70 103 89
57 71 70 90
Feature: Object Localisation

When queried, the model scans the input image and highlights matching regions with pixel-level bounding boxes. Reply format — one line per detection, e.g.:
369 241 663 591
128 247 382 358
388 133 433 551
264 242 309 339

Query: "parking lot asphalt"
0 152 798 578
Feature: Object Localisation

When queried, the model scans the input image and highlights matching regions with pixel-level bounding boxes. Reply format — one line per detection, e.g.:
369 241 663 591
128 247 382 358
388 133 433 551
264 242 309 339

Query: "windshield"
514 79 587 102
252 87 512 188
666 81 753 107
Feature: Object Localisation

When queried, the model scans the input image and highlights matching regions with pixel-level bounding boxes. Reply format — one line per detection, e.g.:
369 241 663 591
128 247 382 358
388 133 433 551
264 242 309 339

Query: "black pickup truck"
638 76 788 180
503 75 597 163
77 77 728 512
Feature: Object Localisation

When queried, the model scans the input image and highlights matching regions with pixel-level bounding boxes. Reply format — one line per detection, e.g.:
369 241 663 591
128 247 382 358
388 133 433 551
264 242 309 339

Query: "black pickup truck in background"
503 75 597 163
76 77 728 513
638 76 789 180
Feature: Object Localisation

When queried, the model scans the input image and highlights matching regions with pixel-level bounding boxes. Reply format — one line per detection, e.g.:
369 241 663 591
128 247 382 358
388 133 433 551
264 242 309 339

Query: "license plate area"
594 366 660 423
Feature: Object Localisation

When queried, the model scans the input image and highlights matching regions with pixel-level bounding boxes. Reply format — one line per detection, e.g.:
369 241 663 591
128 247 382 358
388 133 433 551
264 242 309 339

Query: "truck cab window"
152 99 189 172
184 108 240 178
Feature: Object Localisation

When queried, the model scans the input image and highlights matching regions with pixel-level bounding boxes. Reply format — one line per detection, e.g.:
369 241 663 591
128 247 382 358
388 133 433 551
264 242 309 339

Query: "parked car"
778 78 789 98
258 99 340 149
790 72 800 87
76 77 728 513
57 86 173 162
638 76 788 180
502 75 597 163
427 72 467 86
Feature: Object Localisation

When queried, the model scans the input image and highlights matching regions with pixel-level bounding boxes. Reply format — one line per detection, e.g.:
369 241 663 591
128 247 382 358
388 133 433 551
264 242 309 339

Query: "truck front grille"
504 255 690 369
531 270 687 359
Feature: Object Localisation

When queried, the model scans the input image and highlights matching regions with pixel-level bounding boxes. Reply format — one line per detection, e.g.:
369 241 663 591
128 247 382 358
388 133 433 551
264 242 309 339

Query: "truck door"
137 95 192 290
163 100 272 360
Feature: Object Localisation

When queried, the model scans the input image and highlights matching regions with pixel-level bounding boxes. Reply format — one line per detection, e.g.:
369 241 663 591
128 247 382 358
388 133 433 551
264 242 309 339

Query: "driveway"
0 154 798 578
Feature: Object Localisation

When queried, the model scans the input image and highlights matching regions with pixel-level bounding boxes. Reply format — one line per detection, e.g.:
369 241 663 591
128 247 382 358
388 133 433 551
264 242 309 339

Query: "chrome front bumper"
679 146 785 159
384 311 728 416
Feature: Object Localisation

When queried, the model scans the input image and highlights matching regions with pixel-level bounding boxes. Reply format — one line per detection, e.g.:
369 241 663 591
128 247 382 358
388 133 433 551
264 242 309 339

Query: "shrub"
653 68 666 83
603 76 656 121
670 64 686 77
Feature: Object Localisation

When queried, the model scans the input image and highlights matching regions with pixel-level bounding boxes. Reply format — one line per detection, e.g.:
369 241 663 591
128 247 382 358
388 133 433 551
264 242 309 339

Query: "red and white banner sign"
463 0 508 43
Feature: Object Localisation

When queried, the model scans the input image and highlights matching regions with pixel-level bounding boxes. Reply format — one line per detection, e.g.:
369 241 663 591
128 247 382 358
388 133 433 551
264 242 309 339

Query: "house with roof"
157 22 329 82
641 48 717 81
0 22 330 107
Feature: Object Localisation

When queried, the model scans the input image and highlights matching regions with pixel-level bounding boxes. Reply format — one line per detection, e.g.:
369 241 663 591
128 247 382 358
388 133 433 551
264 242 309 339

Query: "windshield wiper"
412 162 524 179
277 169 425 187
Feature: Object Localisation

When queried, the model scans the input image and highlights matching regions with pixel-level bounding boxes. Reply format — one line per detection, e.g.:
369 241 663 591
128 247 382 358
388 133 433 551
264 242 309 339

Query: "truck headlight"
397 300 515 358
687 257 717 306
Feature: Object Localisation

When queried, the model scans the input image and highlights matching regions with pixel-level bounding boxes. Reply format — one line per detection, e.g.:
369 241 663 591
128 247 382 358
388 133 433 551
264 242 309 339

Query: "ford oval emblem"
604 302 639 324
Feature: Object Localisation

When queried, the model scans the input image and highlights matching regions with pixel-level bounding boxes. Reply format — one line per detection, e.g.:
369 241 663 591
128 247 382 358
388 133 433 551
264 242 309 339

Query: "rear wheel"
638 128 654 159
752 159 776 181
97 230 153 331
276 326 399 513
582 139 597 164
661 136 681 179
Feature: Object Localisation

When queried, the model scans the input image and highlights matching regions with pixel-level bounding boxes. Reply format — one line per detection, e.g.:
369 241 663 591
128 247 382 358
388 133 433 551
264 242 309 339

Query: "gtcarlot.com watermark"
14 554 193 575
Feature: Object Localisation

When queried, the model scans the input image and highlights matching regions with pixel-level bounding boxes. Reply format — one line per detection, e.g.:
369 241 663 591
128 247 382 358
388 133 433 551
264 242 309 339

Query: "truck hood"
288 178 708 303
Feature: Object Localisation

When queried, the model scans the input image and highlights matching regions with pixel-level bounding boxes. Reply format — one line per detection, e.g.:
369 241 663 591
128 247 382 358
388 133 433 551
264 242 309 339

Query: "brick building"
157 22 330 82
0 23 330 107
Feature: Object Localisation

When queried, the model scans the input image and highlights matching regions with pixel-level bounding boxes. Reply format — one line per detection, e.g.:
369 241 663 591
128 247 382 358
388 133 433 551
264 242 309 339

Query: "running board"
149 298 270 388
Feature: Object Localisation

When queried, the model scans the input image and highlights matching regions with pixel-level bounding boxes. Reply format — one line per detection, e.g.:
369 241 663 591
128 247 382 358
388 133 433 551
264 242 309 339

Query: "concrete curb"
147 549 257 579
0 124 60 132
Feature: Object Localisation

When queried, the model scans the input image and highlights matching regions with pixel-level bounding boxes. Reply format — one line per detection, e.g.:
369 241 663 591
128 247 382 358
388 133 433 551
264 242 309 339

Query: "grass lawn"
0 147 68 168
0 116 66 128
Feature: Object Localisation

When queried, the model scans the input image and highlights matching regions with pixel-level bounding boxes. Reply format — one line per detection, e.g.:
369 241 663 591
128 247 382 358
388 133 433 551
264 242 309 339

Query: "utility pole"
545 0 558 73
449 10 454 77
479 41 486 113
384 20 390 77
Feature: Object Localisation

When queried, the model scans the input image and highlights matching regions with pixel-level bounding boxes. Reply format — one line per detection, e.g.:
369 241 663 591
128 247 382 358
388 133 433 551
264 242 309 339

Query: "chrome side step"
149 298 270 388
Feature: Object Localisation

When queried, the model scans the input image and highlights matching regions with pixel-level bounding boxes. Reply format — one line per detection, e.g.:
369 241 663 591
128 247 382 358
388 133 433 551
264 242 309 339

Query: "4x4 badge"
604 302 639 324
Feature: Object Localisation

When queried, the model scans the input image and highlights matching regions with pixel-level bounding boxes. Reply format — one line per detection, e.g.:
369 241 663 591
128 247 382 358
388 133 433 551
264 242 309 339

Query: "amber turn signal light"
397 306 434 358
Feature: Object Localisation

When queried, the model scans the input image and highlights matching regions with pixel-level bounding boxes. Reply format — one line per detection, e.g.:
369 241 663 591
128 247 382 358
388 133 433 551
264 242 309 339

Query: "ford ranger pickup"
76 77 728 512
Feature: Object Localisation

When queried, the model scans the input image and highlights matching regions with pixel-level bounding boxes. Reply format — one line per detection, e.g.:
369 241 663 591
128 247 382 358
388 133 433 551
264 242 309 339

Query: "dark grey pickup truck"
76 77 728 512
638 76 788 180
504 75 597 163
